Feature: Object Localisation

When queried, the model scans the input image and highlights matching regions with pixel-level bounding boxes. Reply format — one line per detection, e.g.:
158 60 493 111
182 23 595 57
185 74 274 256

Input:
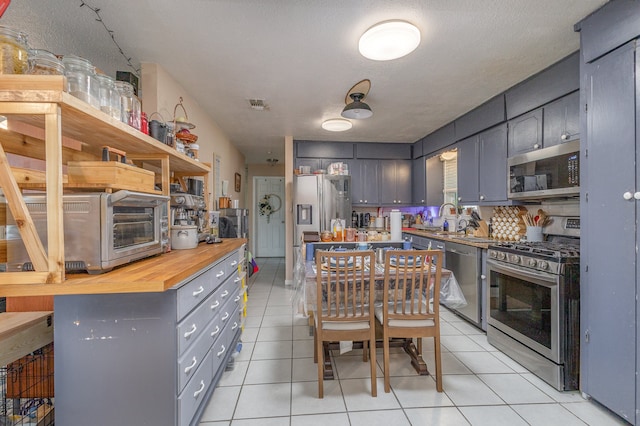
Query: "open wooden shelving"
0 75 211 292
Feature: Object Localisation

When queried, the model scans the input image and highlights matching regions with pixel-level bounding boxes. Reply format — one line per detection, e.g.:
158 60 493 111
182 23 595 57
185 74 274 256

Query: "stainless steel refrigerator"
293 174 351 248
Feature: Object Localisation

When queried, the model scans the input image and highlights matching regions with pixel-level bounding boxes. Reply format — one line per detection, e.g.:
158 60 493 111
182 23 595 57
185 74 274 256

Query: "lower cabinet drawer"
178 350 213 426
177 267 215 321
177 328 213 393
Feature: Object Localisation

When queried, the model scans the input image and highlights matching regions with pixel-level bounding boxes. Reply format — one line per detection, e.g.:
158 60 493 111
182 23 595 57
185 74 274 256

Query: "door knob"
623 191 633 200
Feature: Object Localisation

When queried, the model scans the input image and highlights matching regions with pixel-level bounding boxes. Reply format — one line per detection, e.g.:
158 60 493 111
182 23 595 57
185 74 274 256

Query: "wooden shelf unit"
0 75 210 290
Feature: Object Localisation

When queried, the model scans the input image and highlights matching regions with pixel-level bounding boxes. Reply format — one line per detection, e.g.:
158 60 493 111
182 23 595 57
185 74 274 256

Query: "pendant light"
341 92 373 119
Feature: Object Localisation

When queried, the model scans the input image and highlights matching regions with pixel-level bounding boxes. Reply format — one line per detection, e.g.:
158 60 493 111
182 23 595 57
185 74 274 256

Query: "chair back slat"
315 250 375 323
383 249 443 321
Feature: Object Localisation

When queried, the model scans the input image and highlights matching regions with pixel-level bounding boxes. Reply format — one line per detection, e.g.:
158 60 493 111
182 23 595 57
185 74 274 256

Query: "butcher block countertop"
0 239 247 297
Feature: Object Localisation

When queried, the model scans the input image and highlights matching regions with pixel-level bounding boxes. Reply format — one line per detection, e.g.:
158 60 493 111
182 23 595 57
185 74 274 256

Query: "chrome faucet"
438 202 457 217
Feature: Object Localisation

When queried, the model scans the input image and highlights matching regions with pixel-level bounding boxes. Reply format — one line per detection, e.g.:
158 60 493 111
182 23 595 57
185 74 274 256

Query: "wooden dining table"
301 259 459 380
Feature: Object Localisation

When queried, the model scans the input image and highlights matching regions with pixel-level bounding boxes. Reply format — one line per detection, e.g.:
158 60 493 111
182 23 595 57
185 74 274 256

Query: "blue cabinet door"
412 157 427 204
507 109 543 156
395 160 412 204
478 124 508 202
582 41 637 423
456 137 479 204
543 91 580 147
425 155 444 206
352 159 379 205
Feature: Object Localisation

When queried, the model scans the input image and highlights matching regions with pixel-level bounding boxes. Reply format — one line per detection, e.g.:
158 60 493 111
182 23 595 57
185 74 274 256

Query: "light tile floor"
199 257 627 426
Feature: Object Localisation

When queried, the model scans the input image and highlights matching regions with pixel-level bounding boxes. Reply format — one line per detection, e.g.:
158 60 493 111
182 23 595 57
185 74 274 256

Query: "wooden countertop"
402 229 495 249
0 311 53 366
0 239 246 297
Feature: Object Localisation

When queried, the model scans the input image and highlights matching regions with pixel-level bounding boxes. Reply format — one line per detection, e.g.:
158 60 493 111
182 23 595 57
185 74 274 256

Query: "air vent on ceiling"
249 99 268 111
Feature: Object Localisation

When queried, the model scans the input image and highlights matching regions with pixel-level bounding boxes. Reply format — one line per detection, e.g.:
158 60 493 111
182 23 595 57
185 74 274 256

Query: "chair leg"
317 331 324 398
416 337 422 356
383 334 391 393
370 329 377 397
434 335 443 393
363 340 368 362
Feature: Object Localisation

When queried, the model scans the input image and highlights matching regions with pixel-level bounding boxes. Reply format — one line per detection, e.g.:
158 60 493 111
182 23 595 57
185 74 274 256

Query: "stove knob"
174 196 186 205
527 258 537 267
489 250 497 259
509 254 521 264
497 252 506 261
538 261 549 270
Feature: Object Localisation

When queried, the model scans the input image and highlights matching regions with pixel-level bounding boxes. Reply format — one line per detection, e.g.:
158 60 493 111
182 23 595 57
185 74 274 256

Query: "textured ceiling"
1 0 607 164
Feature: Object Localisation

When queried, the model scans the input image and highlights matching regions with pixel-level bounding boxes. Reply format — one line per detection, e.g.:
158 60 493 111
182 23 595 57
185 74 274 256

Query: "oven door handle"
487 260 557 286
108 190 169 206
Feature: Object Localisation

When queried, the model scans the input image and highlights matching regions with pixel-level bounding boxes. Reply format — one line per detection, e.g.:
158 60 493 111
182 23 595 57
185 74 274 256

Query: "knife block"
473 220 489 237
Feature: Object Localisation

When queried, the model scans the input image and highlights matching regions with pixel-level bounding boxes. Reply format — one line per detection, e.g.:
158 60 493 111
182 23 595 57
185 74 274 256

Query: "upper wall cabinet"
508 109 543 156
508 91 579 156
543 91 580 147
351 160 379 205
295 141 354 158
422 123 455 157
412 157 427 204
425 155 444 206
458 124 508 204
455 95 506 141
505 52 579 120
379 160 412 205
355 143 412 160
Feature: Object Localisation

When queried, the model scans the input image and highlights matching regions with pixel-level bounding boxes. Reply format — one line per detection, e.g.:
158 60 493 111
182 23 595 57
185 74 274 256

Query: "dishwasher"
445 241 482 328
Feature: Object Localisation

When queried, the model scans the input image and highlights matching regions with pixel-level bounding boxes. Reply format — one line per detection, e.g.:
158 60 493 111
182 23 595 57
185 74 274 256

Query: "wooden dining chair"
375 249 444 393
313 249 377 398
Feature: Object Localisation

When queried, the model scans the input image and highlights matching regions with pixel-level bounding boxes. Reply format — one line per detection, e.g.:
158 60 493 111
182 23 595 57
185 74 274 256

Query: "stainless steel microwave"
508 140 580 200
7 191 169 274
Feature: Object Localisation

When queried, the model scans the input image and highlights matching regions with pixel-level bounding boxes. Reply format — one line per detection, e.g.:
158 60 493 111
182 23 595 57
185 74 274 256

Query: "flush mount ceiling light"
359 20 421 61
322 118 353 132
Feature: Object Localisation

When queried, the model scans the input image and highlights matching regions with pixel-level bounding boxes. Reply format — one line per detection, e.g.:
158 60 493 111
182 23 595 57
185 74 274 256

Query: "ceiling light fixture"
359 20 421 61
266 158 279 166
341 93 373 119
321 118 353 132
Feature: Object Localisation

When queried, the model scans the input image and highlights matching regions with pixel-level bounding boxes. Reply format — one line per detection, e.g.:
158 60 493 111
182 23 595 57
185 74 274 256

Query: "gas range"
488 215 580 275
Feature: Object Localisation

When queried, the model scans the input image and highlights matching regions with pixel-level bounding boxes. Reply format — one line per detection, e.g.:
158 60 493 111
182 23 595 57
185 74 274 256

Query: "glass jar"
114 80 141 130
95 73 121 120
63 55 100 108
27 49 63 75
0 25 28 74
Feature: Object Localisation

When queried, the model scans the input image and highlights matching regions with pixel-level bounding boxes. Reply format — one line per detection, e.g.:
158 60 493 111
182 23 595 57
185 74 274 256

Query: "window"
442 150 457 205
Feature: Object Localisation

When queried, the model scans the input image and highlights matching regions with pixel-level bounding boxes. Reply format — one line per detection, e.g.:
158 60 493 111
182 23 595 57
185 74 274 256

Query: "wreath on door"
258 194 282 223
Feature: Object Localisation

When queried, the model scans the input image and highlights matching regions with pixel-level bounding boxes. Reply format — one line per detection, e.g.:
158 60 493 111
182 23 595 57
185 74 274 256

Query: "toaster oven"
6 191 169 274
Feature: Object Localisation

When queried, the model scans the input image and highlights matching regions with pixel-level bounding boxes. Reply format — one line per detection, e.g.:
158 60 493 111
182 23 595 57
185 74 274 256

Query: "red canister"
140 112 149 135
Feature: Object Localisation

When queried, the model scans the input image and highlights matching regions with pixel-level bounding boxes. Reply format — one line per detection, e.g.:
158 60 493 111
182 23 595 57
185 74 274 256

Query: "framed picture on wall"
235 173 241 192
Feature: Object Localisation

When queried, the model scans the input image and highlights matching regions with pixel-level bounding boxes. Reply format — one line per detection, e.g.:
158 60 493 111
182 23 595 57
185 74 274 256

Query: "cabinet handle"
217 345 226 356
232 322 239 330
221 312 230 321
623 191 633 200
234 295 241 302
211 300 220 309
479 195 485 201
364 200 367 203
216 270 225 278
421 199 425 203
480 275 486 280
192 286 204 296
533 143 540 149
560 132 569 141
184 324 197 338
210 325 220 337
221 290 229 298
635 192 640 200
184 356 197 374
193 380 206 398
234 277 241 282
230 260 238 267
457 197 462 202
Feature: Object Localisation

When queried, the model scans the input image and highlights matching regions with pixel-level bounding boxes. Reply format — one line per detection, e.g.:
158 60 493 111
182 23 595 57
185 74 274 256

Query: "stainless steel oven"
7 190 169 274
486 216 580 391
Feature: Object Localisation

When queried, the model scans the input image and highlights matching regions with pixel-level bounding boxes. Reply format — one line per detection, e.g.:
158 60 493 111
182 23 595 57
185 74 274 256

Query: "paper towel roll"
375 216 384 229
390 209 402 242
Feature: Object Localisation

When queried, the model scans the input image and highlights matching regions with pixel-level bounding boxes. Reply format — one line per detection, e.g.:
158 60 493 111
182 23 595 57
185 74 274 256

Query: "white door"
255 177 285 257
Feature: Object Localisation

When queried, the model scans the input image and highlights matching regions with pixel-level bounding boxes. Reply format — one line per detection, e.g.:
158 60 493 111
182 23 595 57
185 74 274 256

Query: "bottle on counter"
443 219 449 232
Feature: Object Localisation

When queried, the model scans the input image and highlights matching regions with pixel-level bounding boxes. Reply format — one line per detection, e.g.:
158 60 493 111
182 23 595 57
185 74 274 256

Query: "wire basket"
1 343 54 425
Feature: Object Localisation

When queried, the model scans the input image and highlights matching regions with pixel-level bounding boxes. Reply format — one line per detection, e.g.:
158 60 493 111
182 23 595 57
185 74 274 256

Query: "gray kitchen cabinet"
425 155 444 206
456 136 479 204
54 247 246 426
422 123 456 156
379 159 411 205
507 108 543 156
412 157 427 204
295 140 354 159
295 158 321 172
355 142 412 160
457 124 508 205
543 91 580 147
455 94 506 141
351 159 379 205
580 39 637 424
